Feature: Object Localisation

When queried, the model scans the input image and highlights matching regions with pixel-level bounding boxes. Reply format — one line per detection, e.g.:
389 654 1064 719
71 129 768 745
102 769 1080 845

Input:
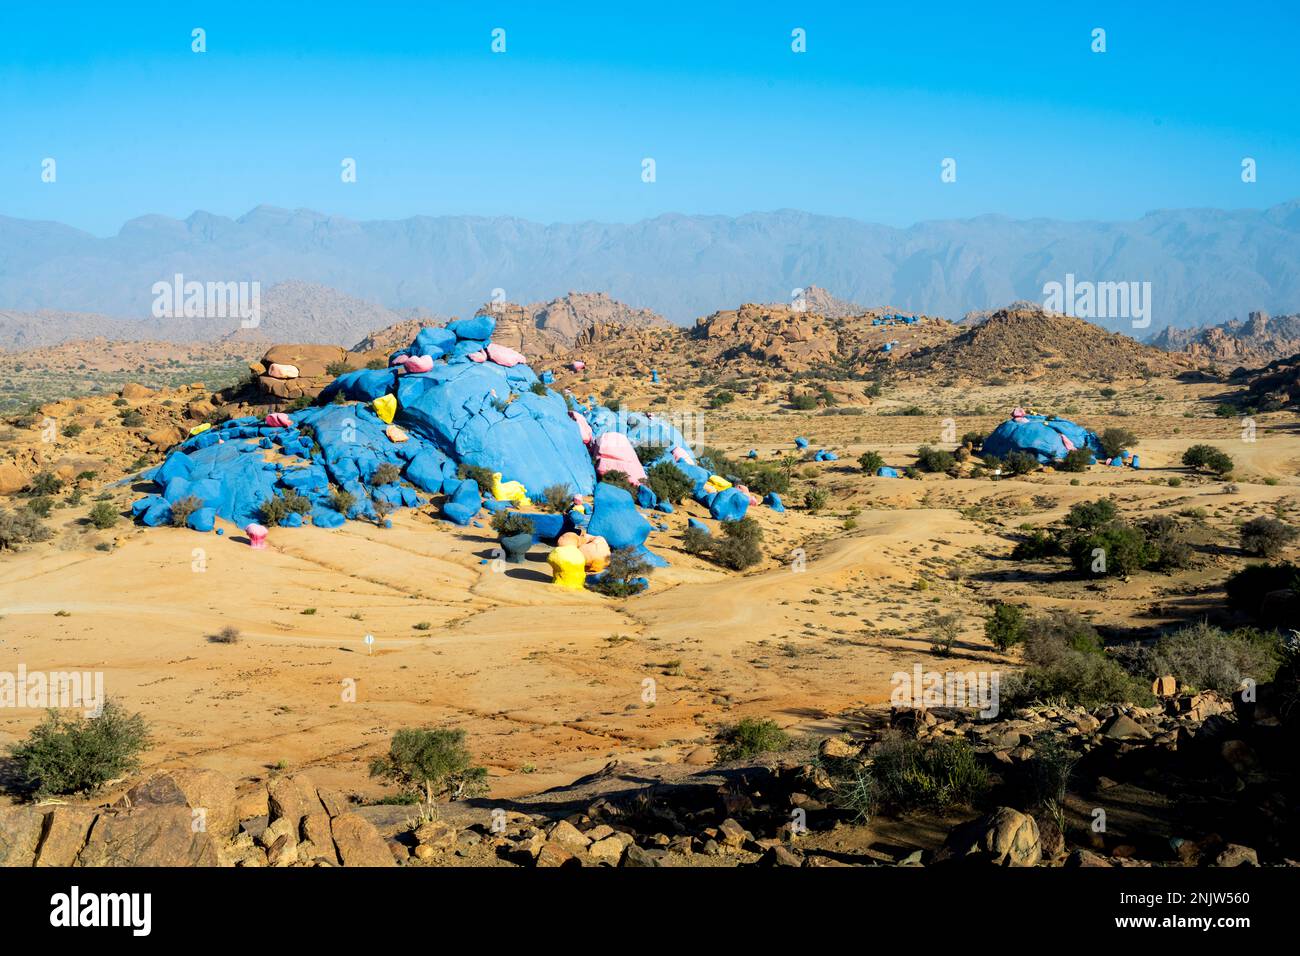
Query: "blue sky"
1 1 1297 236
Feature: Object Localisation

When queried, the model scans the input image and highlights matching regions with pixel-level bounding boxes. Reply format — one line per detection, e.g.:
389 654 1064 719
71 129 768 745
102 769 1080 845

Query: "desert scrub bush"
868 737 989 812
1058 447 1093 472
644 461 693 505
1011 529 1059 560
7 700 150 799
1028 735 1079 834
715 717 790 762
1004 611 1151 707
371 462 401 486
456 463 496 491
1138 515 1194 571
684 517 763 570
985 602 1027 651
857 451 885 474
788 392 819 411
1098 427 1138 459
490 511 535 537
1146 622 1280 694
926 610 961 656
118 408 145 427
23 496 54 518
61 422 84 438
586 546 651 597
1240 516 1299 558
167 495 204 528
961 431 986 450
26 471 63 496
599 470 636 495
329 489 357 515
1183 444 1234 476
369 727 489 807
540 483 574 513
0 508 52 550
1064 498 1117 532
87 501 119 529
325 359 351 376
915 445 955 474
803 486 830 512
528 381 548 397
259 491 311 526
208 626 241 644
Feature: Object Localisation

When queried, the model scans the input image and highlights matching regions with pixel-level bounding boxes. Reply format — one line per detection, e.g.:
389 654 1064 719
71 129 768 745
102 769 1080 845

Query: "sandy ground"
2 373 1296 803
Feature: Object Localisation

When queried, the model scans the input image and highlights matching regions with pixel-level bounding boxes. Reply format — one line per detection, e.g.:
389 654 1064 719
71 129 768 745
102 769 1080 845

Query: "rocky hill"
1150 311 1300 367
898 307 1197 381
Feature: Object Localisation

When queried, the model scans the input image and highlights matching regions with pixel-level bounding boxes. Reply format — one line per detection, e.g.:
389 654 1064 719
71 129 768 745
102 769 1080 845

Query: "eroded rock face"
330 813 396 867
937 807 1042 867
78 805 222 867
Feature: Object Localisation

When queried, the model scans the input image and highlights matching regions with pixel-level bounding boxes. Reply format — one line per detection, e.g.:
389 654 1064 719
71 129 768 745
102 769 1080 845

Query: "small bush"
369 727 489 806
0 508 53 550
371 463 401 486
868 737 988 811
1069 522 1153 577
325 360 351 376
586 546 651 597
23 496 54 518
1065 498 1117 532
61 423 84 438
996 451 1039 476
7 701 150 798
857 451 885 474
88 502 119 529
329 489 357 515
208 626 241 644
168 495 204 528
118 409 145 427
985 602 1027 651
490 511 535 537
1147 622 1279 695
540 483 575 513
599 470 636 495
715 717 790 762
1240 516 1299 558
684 517 763 570
915 445 955 474
260 491 312 526
1098 427 1138 459
456 463 496 491
1183 444 1234 475
644 462 693 505
803 487 830 512
27 471 63 496
789 392 819 411
1058 447 1092 472
1011 529 1058 560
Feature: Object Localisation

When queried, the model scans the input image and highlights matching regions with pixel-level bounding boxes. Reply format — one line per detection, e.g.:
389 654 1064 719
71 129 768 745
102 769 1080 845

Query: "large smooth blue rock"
587 482 650 551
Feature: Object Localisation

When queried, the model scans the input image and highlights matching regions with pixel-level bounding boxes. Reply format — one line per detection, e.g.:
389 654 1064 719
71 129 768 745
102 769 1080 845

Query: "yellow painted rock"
703 474 732 493
490 472 533 509
188 422 212 436
372 393 397 424
547 545 587 590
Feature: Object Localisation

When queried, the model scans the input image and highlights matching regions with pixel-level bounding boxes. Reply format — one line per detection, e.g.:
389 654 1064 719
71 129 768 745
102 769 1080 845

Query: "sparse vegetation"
7 701 150 798
369 727 489 807
715 717 790 762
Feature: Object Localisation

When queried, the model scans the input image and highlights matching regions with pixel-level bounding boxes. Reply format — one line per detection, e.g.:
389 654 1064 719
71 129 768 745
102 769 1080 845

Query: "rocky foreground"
2 679 1289 868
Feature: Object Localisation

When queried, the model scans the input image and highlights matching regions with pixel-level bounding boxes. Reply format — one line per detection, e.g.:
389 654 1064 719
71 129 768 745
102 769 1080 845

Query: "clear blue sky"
1 1 1297 236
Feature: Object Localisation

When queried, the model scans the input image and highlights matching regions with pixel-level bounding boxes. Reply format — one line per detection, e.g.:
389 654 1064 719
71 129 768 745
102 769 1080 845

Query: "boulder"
1214 844 1259 867
937 807 1041 867
330 813 396 867
125 768 239 841
0 461 30 495
77 805 221 866
0 805 47 866
261 344 346 380
35 807 98 867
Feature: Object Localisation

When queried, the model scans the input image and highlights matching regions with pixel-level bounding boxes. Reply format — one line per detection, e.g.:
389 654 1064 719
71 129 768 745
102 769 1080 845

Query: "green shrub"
684 517 763 570
599 470 636 495
858 451 885 474
1147 622 1280 695
27 471 63 496
369 727 489 806
490 511 535 537
915 445 955 474
88 502 119 529
1240 516 1299 558
1065 498 1117 532
1098 427 1138 459
961 431 986 450
1058 447 1093 472
118 409 145 427
371 462 401 486
789 392 819 411
329 489 357 515
985 602 1027 650
645 461 694 505
326 360 351 376
586 546 651 597
999 451 1040 476
168 495 204 528
529 381 548 397
634 443 669 465
1011 529 1058 560
1183 444 1234 475
7 701 150 798
1004 611 1150 707
23 496 54 518
1069 522 1154 577
0 508 53 550
868 737 989 811
715 717 790 762
540 483 575 513
456 463 496 491
260 491 312 526
804 487 830 512
61 423 84 438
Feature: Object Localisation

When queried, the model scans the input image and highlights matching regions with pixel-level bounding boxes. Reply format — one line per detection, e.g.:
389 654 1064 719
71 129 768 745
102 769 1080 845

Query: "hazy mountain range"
1 201 1298 339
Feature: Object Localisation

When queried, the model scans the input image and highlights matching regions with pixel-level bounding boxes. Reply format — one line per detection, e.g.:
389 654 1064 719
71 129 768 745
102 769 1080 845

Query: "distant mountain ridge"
1 202 1298 332
1150 310 1300 367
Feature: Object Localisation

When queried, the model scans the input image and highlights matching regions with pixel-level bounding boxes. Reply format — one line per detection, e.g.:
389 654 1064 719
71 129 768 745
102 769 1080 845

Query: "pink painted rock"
486 343 525 367
467 350 488 363
267 363 300 380
569 411 594 444
265 413 293 428
570 360 585 371
671 446 695 464
595 432 647 484
245 524 268 549
400 354 434 374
